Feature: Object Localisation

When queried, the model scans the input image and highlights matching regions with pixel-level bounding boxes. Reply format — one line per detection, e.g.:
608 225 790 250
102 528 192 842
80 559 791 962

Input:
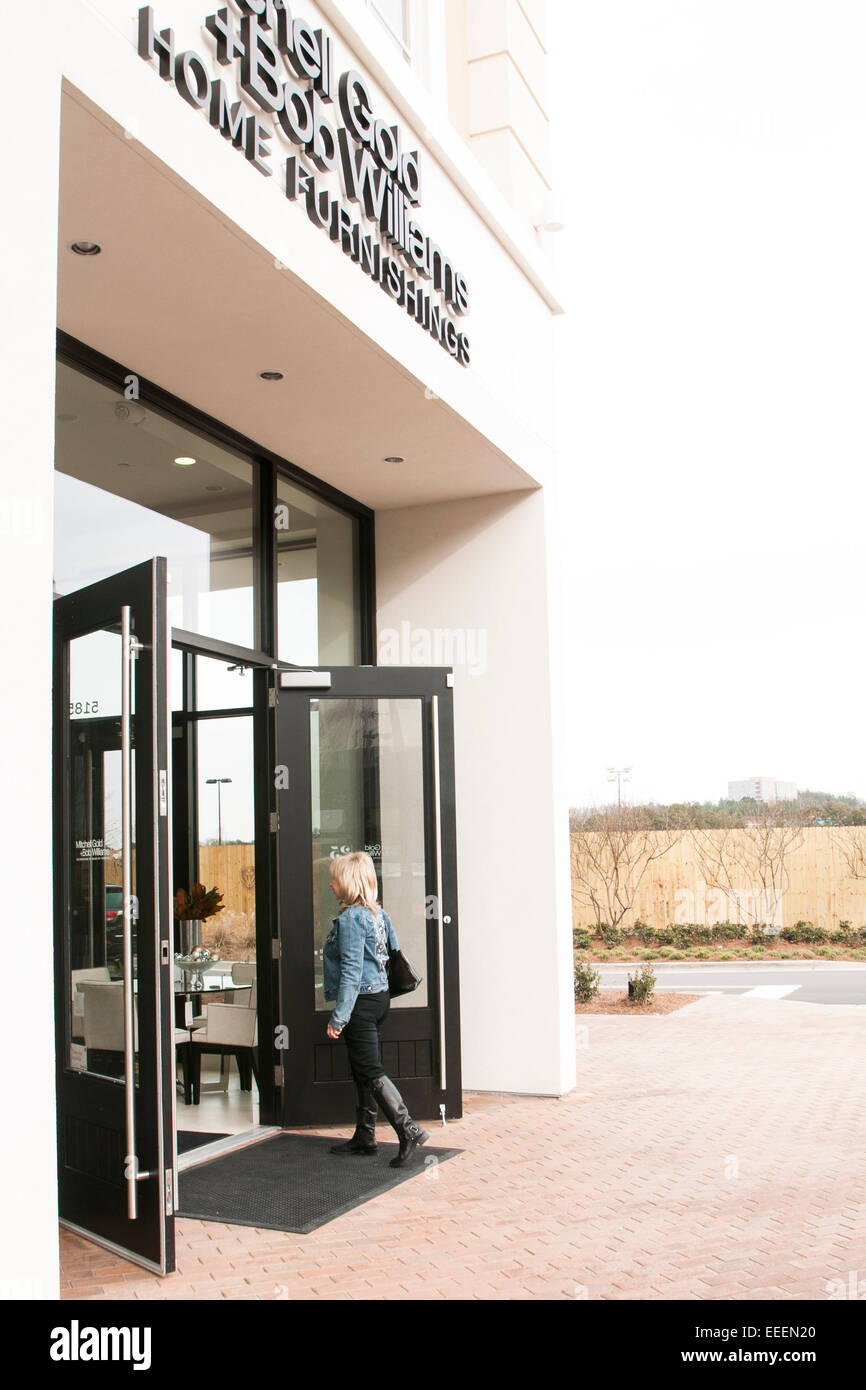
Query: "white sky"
549 1 866 809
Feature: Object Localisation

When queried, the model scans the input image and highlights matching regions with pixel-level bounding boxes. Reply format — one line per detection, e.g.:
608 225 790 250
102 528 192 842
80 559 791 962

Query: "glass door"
53 559 175 1273
275 666 461 1124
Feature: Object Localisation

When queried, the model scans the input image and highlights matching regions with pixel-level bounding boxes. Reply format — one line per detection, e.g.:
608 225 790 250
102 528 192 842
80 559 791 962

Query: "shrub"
692 948 710 960
712 922 747 942
574 960 601 1003
573 928 591 952
670 927 694 950
689 925 716 945
830 928 864 947
628 963 656 1004
781 921 827 945
598 924 623 949
749 924 773 945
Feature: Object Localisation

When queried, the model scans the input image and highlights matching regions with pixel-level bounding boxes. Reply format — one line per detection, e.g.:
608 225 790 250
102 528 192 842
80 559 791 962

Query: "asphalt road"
595 962 866 1006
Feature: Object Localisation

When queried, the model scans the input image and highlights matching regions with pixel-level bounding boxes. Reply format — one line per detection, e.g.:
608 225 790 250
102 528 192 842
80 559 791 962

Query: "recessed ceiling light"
259 370 284 381
69 241 102 256
383 455 405 463
174 456 197 467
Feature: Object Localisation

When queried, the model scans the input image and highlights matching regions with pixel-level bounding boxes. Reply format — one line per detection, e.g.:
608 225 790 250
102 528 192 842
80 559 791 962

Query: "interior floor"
175 1054 260 1135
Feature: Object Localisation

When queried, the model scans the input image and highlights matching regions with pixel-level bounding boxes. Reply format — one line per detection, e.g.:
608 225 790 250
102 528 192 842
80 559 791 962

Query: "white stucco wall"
0 16 63 1299
376 488 575 1096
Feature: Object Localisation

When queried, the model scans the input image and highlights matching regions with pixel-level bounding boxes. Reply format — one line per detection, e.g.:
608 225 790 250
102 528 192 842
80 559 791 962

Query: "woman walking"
323 851 429 1167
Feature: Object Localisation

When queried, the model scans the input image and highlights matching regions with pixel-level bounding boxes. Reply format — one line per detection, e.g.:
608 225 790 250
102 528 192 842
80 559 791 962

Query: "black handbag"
386 941 422 998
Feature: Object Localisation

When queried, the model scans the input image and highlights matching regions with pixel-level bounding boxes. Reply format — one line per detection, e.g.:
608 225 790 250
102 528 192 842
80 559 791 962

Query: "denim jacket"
322 904 398 1031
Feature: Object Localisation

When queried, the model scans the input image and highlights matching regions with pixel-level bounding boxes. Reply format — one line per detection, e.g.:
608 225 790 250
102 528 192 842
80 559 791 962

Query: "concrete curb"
591 959 866 970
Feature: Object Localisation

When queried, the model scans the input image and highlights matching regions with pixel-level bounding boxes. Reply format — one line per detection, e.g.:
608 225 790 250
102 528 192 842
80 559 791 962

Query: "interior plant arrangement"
174 884 225 988
174 883 225 922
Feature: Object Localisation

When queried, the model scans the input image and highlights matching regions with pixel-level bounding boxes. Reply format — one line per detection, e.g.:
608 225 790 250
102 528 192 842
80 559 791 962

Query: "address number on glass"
69 700 99 717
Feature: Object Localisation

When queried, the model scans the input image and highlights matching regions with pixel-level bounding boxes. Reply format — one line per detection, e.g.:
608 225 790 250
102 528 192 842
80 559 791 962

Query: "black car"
105 885 138 968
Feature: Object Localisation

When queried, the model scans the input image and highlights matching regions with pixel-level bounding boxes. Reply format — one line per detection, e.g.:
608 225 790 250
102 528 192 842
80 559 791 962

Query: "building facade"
1 0 573 1294
728 778 799 804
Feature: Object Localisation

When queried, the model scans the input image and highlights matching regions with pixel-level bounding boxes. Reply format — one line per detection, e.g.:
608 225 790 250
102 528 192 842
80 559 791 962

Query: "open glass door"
53 558 175 1273
274 666 462 1125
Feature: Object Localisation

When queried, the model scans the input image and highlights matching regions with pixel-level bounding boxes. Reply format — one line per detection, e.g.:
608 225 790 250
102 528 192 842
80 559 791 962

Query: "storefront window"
55 351 368 667
276 474 360 666
54 361 256 649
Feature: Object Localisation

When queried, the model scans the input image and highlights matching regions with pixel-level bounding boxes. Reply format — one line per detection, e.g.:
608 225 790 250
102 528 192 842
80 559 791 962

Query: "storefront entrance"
53 559 461 1274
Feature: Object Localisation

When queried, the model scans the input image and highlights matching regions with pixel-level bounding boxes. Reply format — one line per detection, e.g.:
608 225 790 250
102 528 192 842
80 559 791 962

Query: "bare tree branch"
830 825 866 880
570 804 685 930
692 803 806 926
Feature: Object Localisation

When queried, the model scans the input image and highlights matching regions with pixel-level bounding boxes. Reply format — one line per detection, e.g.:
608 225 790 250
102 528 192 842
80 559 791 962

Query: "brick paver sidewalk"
60 995 866 1299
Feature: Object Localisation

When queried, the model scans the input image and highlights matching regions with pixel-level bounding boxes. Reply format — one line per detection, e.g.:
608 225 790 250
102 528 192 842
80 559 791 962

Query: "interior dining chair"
80 980 137 1079
186 1001 258 1105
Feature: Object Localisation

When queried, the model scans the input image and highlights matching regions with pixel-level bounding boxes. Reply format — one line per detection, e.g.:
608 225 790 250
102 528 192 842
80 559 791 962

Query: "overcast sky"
549 2 866 809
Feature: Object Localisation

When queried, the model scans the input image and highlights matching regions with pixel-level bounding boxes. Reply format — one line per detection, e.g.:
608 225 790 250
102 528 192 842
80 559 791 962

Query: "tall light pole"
606 766 632 807
206 777 232 845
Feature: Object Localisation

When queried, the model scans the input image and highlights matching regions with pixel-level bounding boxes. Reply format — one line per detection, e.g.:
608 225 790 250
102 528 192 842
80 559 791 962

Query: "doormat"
177 1131 230 1155
176 1131 462 1234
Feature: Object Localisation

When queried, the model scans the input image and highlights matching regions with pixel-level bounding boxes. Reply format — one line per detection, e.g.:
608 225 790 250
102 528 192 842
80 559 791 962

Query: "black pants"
343 990 390 1085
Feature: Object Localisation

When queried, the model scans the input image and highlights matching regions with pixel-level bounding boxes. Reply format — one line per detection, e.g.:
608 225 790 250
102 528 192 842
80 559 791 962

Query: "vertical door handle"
431 695 447 1091
121 606 138 1218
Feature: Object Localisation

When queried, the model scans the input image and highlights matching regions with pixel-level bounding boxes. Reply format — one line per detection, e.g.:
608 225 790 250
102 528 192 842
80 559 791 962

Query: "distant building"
728 777 798 803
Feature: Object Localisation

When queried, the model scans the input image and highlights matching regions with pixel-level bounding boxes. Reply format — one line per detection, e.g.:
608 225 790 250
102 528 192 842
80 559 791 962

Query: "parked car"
105 885 138 967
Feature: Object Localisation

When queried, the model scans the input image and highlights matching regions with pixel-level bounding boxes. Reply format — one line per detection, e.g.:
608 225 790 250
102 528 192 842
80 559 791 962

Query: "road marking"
743 985 799 999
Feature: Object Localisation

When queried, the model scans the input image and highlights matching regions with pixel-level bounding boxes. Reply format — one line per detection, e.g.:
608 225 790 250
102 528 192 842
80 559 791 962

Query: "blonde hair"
330 851 381 916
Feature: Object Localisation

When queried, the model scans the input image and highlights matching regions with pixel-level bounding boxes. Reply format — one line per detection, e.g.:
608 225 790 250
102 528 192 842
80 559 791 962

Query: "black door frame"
166 636 287 1129
274 665 462 1125
53 559 175 1273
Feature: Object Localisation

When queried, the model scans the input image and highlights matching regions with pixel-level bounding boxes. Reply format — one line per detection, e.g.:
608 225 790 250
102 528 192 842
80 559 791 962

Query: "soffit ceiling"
57 89 532 512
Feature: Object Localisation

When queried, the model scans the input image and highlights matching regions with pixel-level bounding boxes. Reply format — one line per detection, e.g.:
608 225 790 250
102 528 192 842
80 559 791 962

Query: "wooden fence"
106 844 255 917
571 826 866 932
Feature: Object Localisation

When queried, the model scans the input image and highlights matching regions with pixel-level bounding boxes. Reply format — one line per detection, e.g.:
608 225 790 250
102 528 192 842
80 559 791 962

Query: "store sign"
137 4 471 365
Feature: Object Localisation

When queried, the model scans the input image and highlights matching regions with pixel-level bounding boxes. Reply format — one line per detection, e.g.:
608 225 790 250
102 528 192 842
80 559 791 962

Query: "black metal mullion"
358 512 376 665
252 666 278 1125
172 706 255 723
254 455 276 657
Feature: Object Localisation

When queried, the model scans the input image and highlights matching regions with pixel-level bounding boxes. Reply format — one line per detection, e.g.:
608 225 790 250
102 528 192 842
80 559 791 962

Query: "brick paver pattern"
60 995 866 1299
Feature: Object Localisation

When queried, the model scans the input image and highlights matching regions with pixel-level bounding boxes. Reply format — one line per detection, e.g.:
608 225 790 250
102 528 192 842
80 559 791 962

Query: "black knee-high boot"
330 1078 378 1155
369 1075 429 1167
